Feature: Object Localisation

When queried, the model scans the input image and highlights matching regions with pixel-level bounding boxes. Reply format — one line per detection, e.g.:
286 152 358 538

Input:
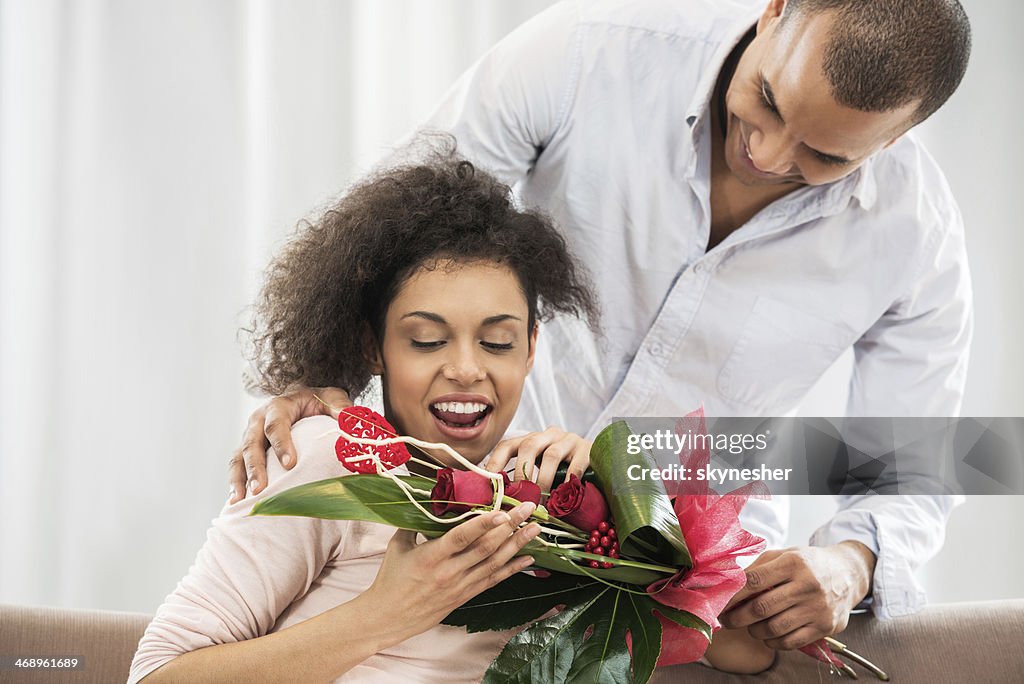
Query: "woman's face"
372 259 537 466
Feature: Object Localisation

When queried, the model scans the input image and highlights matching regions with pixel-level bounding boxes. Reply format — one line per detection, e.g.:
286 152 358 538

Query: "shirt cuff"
808 508 927 619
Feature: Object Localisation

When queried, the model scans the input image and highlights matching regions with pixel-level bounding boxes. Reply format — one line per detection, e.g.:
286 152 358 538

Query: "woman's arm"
141 590 406 683
142 504 539 683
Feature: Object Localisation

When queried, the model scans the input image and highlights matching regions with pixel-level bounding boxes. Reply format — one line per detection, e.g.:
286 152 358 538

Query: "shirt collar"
685 8 762 130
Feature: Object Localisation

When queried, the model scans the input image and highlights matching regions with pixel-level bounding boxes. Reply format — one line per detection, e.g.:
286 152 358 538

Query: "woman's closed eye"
411 339 445 349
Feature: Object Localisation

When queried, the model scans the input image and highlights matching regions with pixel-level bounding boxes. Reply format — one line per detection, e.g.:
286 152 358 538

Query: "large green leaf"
480 585 708 684
445 572 600 632
250 475 453 535
589 421 691 569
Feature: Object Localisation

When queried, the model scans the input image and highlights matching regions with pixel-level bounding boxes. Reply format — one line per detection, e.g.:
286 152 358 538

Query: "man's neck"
707 30 800 251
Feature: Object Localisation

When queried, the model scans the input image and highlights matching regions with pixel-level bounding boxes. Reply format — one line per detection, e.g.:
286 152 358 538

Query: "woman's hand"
363 503 540 641
486 428 592 496
228 386 351 503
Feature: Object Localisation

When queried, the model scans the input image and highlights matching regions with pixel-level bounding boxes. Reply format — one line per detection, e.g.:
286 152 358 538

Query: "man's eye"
811 150 850 166
411 339 445 349
481 341 514 351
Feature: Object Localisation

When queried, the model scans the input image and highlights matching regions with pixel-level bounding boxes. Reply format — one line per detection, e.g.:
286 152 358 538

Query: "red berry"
601 562 614 569
584 543 593 552
597 521 610 533
608 529 617 539
589 560 601 569
600 536 611 547
609 549 619 559
592 546 605 556
611 541 619 551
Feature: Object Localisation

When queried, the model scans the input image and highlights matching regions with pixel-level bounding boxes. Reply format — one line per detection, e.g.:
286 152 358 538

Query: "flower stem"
556 548 677 575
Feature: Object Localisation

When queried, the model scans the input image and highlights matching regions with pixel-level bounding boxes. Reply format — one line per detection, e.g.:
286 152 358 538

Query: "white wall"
0 0 1019 613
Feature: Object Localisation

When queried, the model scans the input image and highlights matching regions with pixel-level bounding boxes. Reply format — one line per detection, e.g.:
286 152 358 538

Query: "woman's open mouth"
429 400 493 440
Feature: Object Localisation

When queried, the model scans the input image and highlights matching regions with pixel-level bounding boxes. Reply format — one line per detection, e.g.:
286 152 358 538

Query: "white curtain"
1 0 1020 613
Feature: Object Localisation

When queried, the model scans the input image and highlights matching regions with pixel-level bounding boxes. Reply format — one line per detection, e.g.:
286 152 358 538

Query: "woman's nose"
442 346 486 385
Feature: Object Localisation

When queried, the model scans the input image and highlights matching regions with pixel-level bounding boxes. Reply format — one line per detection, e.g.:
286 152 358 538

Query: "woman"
129 147 772 683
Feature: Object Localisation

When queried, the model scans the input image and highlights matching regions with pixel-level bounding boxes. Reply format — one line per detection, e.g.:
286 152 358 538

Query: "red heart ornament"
335 406 411 473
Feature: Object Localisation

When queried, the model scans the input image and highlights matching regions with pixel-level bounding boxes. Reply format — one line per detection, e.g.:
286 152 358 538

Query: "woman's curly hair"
247 141 599 397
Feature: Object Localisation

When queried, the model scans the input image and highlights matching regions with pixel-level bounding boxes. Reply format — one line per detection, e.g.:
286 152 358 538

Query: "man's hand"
228 386 351 503
485 427 591 496
719 541 876 650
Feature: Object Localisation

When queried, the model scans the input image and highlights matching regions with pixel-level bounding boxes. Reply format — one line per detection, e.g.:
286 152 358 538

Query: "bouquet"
252 406 883 682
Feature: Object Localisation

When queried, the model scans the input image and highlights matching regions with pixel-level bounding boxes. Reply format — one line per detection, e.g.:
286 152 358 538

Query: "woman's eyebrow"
400 311 447 324
482 314 522 325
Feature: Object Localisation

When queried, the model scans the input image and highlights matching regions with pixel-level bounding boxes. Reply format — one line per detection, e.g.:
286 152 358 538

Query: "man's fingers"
239 414 270 496
729 552 792 605
264 398 304 470
721 581 804 628
313 387 353 419
747 606 813 642
227 450 247 504
763 624 821 651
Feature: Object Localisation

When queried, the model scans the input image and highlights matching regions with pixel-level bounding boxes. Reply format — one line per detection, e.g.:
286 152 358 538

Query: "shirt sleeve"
422 0 584 185
128 416 348 683
811 194 971 619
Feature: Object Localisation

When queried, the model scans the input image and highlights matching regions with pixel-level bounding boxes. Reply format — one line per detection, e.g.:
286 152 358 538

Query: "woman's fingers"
511 427 563 482
465 520 541 589
564 439 592 481
534 433 579 494
435 503 535 562
485 436 525 473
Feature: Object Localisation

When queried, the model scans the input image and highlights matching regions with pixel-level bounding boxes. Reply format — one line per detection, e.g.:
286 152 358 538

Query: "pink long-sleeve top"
129 415 516 683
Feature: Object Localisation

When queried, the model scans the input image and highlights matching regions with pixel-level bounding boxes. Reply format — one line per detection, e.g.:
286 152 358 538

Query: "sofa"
2 600 1022 682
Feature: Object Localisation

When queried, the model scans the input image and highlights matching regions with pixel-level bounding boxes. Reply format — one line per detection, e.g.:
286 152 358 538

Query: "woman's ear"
361 323 384 374
525 323 539 373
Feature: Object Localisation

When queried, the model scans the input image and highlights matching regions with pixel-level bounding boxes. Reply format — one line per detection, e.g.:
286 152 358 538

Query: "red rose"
503 474 542 507
546 474 609 532
431 468 496 516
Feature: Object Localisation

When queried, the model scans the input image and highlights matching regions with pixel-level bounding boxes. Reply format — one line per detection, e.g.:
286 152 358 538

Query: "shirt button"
694 262 706 274
649 342 664 358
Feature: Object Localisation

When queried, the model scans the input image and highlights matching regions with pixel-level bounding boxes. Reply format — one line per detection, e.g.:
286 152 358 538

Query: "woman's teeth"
431 401 488 414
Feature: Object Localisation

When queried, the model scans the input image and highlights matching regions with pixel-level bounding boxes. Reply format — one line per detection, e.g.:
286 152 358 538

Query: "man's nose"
748 131 797 175
442 345 486 385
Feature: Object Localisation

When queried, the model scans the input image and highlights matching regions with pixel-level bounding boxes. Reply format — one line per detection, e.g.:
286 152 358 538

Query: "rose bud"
546 474 610 533
431 468 497 516
504 475 542 507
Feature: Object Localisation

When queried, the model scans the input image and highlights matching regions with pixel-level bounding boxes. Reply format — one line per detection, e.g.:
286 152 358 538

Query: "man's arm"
724 190 971 642
811 200 971 618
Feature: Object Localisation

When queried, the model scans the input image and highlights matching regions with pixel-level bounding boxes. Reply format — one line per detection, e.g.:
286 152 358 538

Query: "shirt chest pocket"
717 296 856 411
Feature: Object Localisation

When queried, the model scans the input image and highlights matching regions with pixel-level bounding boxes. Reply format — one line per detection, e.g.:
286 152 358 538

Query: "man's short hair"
782 0 971 125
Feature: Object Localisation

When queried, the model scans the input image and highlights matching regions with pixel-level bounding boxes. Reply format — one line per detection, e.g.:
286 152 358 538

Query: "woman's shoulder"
266 415 347 484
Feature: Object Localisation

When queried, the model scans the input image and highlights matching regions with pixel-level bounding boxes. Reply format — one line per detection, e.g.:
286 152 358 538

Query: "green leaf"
589 421 691 569
444 572 600 632
250 475 453 535
481 586 704 684
522 539 668 585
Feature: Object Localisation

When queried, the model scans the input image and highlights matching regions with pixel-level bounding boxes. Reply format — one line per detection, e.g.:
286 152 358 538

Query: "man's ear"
882 134 904 151
757 0 788 35
361 323 384 374
525 323 539 374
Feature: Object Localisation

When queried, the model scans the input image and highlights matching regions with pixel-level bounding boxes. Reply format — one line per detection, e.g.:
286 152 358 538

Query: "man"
229 0 972 653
